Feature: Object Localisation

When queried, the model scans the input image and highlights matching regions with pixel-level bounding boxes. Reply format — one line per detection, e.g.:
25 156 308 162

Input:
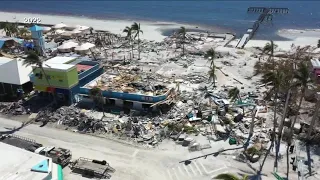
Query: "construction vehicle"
0 134 72 167
34 146 72 167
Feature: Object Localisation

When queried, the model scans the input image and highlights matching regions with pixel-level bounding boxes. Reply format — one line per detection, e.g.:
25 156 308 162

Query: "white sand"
0 11 200 42
227 27 320 52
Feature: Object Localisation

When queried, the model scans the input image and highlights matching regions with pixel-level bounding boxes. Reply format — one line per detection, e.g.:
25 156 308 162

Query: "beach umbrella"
74 25 90 31
55 29 65 34
53 23 67 29
58 41 79 50
61 31 73 37
71 29 82 34
41 26 51 33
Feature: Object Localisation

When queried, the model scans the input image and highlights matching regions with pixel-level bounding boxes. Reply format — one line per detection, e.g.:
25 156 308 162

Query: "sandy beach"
1 11 319 47
0 11 207 42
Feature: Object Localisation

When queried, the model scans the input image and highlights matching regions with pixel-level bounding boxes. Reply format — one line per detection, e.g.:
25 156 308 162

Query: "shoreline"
0 11 230 42
0 11 319 44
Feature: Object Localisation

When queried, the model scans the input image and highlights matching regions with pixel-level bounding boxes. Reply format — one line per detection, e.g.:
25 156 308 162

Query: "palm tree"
18 28 30 39
89 86 105 117
258 69 286 175
5 23 18 37
131 22 143 60
284 61 310 177
0 22 7 31
228 87 245 115
23 51 56 103
0 22 13 37
208 66 217 88
228 87 240 102
178 26 186 56
205 48 217 68
123 26 134 59
214 173 248 180
89 27 93 35
289 62 310 133
260 41 278 60
307 94 320 141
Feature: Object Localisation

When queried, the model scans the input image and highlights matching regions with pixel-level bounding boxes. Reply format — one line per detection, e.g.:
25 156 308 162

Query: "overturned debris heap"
0 101 30 115
35 106 106 133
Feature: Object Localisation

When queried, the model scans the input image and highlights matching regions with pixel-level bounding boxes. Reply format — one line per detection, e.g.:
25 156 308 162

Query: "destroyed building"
78 67 176 112
31 56 103 104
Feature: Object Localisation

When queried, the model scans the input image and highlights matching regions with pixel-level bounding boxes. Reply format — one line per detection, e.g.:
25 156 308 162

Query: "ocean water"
1 1 320 40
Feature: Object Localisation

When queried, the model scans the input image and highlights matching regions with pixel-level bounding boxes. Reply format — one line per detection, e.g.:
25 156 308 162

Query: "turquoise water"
1 1 319 40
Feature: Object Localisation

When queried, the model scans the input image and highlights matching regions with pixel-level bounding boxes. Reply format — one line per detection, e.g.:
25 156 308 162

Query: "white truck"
34 146 72 167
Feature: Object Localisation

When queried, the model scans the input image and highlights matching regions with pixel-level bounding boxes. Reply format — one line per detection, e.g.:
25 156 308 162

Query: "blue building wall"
78 64 101 81
51 66 103 104
79 87 169 103
78 67 103 87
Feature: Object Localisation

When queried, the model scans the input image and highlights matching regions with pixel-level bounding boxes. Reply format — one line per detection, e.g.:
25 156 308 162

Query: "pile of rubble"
35 106 106 133
0 101 30 115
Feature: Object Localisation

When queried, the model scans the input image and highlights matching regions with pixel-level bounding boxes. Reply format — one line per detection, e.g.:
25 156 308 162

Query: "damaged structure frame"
78 71 177 112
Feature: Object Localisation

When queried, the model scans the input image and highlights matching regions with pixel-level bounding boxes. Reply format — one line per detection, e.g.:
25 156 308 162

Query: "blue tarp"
0 38 24 49
24 42 34 48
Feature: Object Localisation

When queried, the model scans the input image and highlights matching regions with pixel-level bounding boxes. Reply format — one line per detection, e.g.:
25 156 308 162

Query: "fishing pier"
236 7 289 49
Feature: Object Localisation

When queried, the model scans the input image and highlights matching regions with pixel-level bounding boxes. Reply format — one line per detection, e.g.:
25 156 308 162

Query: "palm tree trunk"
259 137 274 174
138 33 141 60
286 144 290 179
182 38 185 56
245 107 257 150
307 95 320 140
285 89 304 178
131 38 134 59
260 90 278 173
212 66 216 88
40 67 56 104
89 48 97 61
275 88 291 172
101 95 105 118
289 89 304 140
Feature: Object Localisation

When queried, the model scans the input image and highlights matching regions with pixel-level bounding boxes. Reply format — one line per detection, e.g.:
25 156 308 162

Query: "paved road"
2 116 312 180
0 117 233 180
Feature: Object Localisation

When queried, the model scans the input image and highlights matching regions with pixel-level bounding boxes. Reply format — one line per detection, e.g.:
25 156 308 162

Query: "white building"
0 57 33 85
0 143 62 180
0 57 33 99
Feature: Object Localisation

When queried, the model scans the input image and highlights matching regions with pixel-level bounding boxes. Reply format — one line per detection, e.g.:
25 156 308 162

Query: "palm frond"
89 87 104 104
24 51 41 67
228 87 240 102
294 62 310 87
